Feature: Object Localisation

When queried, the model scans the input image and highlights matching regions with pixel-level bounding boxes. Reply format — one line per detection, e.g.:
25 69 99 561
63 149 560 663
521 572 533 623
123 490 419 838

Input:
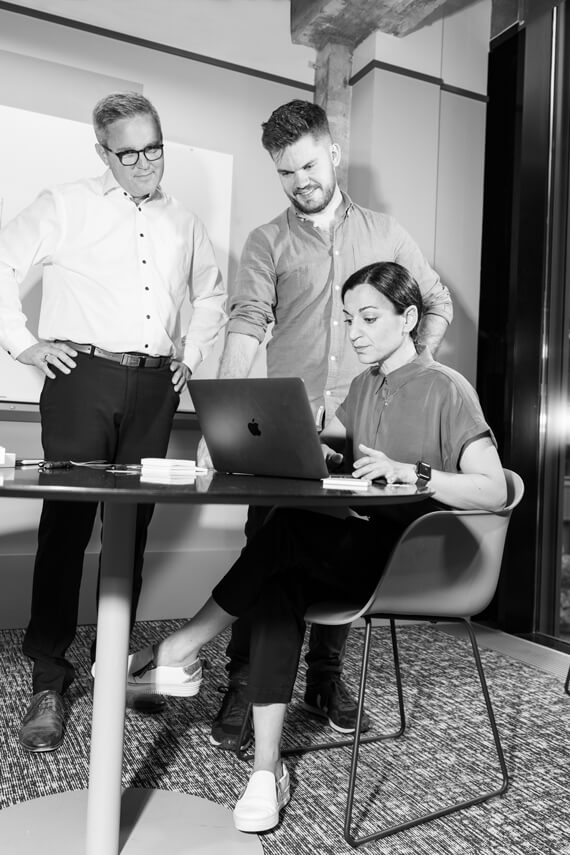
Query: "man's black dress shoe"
19 690 64 752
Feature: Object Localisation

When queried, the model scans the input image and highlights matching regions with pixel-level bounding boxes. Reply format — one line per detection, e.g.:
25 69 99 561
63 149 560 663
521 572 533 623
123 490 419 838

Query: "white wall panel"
348 71 376 207
353 24 444 79
441 0 492 94
434 92 487 382
362 69 440 265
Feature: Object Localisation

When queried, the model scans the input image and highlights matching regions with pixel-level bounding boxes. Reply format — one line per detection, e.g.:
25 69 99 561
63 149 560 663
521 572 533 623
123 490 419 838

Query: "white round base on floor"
0 787 264 854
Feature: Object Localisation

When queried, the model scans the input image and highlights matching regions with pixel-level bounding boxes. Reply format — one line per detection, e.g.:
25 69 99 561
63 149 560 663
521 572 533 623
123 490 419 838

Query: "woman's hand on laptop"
321 443 344 473
197 436 213 469
353 444 416 484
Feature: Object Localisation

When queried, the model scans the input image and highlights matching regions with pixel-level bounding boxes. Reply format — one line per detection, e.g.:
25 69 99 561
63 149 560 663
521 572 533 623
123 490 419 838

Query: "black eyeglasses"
102 143 164 167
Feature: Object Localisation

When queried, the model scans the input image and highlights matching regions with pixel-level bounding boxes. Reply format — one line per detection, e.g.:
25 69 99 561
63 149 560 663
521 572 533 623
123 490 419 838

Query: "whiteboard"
0 104 232 411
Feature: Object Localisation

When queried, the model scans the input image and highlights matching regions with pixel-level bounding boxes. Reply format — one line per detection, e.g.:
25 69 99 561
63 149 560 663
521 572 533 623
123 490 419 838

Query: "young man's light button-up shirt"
227 194 451 422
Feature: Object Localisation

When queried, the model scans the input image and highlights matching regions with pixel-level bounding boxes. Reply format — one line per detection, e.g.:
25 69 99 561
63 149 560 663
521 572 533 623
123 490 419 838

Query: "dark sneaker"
209 682 253 751
302 679 371 734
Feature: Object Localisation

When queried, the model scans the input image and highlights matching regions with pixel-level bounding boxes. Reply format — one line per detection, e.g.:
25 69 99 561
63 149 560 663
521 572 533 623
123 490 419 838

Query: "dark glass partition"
478 1 570 647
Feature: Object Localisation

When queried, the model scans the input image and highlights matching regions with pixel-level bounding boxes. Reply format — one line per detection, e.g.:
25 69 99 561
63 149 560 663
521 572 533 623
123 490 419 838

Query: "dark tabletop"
0 467 433 508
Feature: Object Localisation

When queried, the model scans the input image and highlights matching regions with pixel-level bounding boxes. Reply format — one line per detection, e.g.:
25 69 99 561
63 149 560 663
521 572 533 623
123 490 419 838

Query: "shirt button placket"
137 205 152 351
328 233 343 394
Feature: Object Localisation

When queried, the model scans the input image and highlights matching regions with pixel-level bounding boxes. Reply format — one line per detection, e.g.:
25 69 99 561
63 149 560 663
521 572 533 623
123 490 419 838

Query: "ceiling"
3 0 523 80
3 0 317 84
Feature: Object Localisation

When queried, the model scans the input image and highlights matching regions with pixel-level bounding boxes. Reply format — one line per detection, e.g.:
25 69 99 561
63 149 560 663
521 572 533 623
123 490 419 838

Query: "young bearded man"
198 99 452 752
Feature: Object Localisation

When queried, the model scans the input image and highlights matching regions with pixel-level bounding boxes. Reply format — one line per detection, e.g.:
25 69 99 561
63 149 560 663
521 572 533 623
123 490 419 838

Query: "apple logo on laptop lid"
247 418 261 437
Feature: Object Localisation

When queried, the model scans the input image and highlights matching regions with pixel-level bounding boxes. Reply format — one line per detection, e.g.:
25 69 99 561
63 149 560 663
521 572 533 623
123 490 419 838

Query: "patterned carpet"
1 620 570 854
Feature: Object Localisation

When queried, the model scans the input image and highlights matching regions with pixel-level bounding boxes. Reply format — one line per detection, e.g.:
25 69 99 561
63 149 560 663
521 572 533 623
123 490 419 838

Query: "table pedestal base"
0 788 263 854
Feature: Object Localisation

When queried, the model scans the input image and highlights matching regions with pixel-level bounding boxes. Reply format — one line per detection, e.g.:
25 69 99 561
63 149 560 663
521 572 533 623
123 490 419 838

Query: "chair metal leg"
282 618 406 757
564 663 570 695
234 620 406 759
344 616 375 841
343 616 510 848
388 618 405 737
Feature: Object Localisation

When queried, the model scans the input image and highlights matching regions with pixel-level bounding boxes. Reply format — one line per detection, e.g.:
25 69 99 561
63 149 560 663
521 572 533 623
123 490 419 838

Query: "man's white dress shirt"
0 170 226 371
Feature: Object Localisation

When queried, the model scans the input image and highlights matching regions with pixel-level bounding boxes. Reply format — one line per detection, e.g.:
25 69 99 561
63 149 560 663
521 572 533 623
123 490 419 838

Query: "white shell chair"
280 468 525 847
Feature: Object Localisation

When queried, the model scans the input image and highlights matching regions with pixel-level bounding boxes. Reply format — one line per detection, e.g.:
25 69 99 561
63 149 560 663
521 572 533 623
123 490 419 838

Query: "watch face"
416 461 431 481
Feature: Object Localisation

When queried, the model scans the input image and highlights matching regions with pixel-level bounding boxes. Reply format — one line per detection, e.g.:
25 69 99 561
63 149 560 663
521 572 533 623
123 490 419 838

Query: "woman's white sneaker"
127 645 203 697
233 764 290 833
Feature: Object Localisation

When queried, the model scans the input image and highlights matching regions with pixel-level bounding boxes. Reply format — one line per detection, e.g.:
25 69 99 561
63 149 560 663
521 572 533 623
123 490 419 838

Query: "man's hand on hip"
170 360 192 393
17 341 78 379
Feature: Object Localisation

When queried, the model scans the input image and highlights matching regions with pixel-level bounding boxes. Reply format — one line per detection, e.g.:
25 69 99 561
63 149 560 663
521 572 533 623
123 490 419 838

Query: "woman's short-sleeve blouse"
336 348 495 473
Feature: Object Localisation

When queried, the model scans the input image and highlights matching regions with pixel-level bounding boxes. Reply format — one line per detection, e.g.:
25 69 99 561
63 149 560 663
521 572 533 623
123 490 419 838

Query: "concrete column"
314 42 353 190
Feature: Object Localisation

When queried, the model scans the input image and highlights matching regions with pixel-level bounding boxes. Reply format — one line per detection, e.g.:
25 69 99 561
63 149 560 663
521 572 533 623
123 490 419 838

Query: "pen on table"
15 459 44 467
106 464 142 472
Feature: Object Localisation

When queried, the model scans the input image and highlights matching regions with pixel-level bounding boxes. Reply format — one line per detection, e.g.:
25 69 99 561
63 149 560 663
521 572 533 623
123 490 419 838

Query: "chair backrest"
306 469 524 626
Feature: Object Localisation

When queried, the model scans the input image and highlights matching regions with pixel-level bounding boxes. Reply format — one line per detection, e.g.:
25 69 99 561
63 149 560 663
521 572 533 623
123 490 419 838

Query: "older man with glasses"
0 91 226 752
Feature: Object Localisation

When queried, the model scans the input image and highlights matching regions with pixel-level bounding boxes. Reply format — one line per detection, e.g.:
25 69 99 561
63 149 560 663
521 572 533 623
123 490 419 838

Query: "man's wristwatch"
415 461 432 487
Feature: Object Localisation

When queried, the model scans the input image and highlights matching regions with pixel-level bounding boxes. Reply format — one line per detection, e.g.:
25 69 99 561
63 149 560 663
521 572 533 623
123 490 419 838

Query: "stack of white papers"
322 475 372 491
0 446 16 468
140 458 208 484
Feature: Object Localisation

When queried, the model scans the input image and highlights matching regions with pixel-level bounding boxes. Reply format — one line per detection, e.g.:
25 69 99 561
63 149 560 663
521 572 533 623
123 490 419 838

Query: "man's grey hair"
92 92 162 145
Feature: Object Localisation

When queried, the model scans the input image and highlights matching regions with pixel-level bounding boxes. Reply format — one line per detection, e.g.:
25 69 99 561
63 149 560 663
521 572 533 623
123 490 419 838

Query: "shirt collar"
372 346 434 394
339 190 354 218
100 169 165 202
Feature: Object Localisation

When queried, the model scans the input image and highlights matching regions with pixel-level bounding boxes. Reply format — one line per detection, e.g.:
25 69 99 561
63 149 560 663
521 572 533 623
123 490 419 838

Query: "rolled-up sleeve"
0 190 61 358
183 217 227 371
226 229 277 343
391 218 453 325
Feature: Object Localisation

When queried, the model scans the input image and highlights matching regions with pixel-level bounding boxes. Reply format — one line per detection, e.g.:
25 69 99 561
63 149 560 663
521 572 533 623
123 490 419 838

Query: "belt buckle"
121 353 144 368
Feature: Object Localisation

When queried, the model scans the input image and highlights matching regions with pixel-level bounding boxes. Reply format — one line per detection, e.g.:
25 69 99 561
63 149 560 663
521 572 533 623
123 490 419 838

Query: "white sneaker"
126 645 203 697
233 763 290 833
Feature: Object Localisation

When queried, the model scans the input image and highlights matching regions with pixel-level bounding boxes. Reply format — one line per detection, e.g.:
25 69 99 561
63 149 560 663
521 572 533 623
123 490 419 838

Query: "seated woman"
127 261 506 834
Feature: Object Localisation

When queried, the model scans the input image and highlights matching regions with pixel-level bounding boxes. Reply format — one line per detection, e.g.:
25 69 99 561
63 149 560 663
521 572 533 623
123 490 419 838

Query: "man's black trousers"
23 353 178 694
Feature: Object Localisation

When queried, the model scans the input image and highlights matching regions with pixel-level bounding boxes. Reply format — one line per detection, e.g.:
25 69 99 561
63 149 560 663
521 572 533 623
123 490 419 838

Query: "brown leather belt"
60 341 172 369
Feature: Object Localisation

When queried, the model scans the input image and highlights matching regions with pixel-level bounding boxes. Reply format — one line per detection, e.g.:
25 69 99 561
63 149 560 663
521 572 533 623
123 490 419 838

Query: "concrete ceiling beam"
291 0 456 47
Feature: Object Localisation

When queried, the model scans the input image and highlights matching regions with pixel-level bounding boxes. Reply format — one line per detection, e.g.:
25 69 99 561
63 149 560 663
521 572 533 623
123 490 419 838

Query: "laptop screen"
188 377 329 480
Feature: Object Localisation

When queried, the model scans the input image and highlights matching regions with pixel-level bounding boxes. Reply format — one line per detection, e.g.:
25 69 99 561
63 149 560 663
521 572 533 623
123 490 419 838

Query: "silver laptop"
188 377 329 480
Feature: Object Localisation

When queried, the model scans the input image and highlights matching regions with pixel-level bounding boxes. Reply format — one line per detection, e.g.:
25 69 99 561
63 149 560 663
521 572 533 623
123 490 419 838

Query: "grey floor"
438 622 570 680
3 620 570 855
